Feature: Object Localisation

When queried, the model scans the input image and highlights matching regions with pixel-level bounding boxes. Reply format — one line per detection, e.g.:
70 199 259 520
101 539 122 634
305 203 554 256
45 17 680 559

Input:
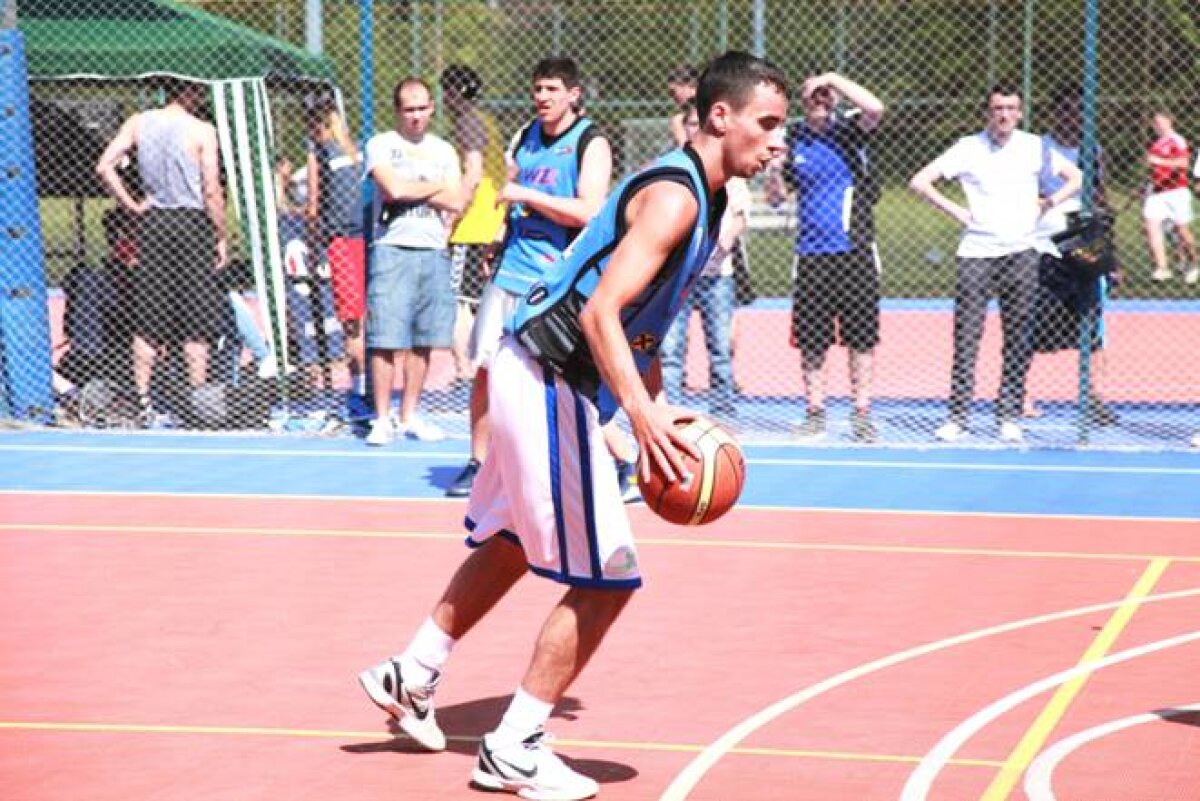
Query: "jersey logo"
553 145 576 156
631 332 657 352
526 284 549 305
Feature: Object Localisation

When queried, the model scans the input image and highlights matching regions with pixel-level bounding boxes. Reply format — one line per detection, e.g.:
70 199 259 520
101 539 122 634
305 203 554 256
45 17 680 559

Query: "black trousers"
948 249 1039 422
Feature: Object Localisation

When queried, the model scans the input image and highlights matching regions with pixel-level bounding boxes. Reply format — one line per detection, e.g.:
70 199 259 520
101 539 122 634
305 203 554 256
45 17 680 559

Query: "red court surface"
2 494 1198 801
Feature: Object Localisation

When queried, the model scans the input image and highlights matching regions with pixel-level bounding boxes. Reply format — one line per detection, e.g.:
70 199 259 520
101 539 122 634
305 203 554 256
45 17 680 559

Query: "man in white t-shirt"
910 83 1080 443
363 77 463 445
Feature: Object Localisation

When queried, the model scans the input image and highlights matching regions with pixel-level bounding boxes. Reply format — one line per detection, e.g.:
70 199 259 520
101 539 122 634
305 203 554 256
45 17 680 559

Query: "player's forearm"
519 191 598 228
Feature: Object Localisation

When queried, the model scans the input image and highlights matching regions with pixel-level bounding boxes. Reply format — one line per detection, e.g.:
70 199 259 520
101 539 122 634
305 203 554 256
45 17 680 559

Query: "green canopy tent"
19 0 340 377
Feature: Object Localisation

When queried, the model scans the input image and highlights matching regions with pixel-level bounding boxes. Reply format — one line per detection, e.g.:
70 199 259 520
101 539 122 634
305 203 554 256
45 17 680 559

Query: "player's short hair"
694 50 789 122
667 64 700 87
986 82 1022 104
532 57 581 89
441 64 482 101
393 76 432 108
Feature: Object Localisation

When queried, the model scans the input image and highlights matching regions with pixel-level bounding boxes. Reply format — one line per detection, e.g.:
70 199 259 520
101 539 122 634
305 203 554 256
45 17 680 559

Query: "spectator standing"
439 65 508 390
363 77 463 445
95 78 227 425
666 63 699 147
1027 85 1118 426
766 72 885 443
305 96 367 395
910 83 1081 443
1142 111 1198 284
445 57 614 497
660 100 748 420
356 51 789 801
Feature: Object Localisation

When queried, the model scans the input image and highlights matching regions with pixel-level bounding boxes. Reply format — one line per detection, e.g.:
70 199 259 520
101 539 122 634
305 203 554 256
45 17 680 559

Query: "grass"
37 186 1200 301
744 184 1200 300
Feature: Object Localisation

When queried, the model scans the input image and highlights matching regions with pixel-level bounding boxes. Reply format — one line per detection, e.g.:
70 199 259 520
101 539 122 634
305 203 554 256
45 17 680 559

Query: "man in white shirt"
363 77 463 445
910 83 1081 443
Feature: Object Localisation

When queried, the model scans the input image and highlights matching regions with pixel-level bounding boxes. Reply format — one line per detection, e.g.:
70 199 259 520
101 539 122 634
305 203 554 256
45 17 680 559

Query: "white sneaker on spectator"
473 728 598 800
934 420 966 442
1184 266 1199 285
1151 267 1172 282
256 353 278 379
397 415 446 442
366 417 393 446
998 420 1025 444
1191 432 1200 448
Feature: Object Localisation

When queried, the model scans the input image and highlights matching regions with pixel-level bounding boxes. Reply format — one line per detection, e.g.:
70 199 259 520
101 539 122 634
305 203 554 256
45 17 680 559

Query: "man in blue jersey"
358 52 789 800
766 72 885 443
445 57 621 498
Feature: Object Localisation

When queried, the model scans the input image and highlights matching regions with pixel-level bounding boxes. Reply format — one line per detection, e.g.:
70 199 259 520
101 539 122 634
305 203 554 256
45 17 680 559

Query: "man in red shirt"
1142 111 1198 283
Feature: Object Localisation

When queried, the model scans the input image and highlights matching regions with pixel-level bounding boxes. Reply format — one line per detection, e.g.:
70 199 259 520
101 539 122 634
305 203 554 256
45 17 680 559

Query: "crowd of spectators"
52 65 1198 447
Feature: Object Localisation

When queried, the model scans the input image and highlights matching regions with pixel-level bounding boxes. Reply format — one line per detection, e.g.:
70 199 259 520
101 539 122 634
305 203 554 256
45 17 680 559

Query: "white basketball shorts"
464 337 642 589
466 281 521 370
1143 186 1194 224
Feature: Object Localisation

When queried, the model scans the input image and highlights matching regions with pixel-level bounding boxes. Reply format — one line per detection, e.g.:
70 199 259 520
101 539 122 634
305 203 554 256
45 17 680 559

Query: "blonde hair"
308 97 358 160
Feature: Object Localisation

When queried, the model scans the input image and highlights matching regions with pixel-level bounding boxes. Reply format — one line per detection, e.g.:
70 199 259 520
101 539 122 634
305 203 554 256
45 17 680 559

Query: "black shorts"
135 208 225 345
451 243 490 303
791 248 880 355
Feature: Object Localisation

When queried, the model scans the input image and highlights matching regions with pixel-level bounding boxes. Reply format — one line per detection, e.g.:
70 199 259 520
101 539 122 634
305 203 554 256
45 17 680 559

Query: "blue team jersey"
509 145 726 423
784 115 876 255
493 117 598 295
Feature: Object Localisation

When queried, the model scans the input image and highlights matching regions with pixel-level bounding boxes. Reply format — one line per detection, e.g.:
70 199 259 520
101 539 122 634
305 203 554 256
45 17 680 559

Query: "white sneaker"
1184 266 1199 285
1191 432 1200 449
365 417 393 446
357 658 446 752
1151 267 1172 282
934 420 966 442
396 415 446 442
999 420 1025 444
473 728 599 801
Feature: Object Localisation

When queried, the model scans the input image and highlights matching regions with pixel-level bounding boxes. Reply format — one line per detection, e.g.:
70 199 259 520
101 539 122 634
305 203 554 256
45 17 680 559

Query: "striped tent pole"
213 78 290 400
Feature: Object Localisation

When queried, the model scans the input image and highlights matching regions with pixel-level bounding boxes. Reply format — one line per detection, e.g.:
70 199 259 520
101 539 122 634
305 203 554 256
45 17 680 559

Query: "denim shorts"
366 245 456 349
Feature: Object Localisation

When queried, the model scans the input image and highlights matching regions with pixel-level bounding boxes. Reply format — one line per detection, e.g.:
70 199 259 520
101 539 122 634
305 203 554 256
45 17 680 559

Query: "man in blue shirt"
767 72 884 442
445 57 622 498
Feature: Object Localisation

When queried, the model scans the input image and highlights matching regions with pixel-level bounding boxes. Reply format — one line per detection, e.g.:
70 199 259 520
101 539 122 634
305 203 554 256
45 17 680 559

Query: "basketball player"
358 51 789 800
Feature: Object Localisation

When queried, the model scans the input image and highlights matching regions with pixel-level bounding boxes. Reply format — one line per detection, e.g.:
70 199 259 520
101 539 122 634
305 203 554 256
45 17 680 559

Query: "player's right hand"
631 402 701 487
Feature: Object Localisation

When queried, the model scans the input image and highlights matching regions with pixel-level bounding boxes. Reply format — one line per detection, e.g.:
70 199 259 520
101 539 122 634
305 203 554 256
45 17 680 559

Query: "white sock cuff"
494 687 554 747
400 617 456 681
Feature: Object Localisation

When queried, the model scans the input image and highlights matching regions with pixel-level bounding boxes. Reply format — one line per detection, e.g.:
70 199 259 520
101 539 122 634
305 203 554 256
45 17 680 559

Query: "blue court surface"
1 428 1196 520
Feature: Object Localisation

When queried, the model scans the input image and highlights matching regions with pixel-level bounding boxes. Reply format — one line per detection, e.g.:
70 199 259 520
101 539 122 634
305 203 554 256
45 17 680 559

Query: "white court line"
900 631 1200 801
658 589 1200 801
1 443 1198 476
1024 703 1200 801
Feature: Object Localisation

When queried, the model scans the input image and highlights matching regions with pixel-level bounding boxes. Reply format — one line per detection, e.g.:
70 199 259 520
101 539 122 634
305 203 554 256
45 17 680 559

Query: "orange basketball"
638 416 746 526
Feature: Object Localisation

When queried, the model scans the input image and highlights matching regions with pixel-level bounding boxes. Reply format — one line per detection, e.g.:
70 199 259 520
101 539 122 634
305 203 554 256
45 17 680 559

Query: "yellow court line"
979 557 1171 800
2 489 1197 525
0 720 1000 768
3 523 1200 564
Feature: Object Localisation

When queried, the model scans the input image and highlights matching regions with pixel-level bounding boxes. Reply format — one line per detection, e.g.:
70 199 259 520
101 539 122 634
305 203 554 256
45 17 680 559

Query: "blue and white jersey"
493 117 600 295
509 145 726 423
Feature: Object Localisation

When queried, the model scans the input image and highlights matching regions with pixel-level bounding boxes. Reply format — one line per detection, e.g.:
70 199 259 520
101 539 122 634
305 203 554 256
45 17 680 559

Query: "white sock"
351 373 366 395
399 617 455 686
491 687 554 748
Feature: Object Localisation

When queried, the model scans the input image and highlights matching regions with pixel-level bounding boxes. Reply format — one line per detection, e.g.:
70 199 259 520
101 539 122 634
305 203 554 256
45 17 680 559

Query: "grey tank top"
138 111 204 210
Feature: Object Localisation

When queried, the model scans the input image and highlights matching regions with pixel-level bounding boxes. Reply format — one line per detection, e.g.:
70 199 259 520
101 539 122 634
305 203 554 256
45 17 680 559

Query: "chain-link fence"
7 0 1200 447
